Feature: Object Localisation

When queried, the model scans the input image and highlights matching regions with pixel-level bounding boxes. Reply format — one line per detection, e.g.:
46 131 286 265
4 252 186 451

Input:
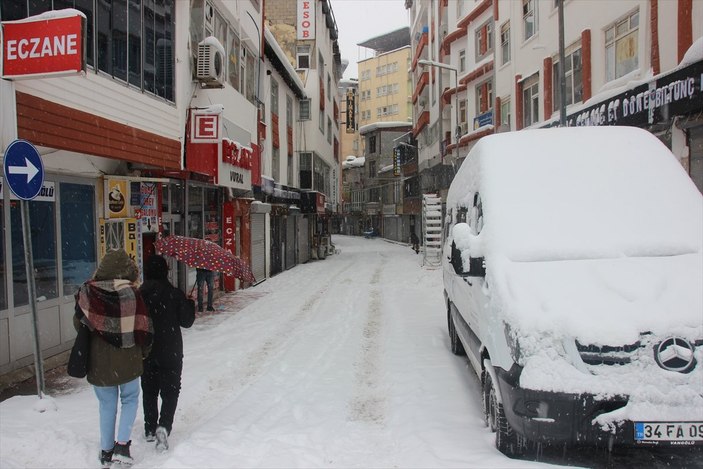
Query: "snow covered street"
0 235 699 468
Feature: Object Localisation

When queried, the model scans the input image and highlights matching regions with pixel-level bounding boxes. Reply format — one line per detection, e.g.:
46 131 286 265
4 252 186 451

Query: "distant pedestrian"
140 255 195 452
410 232 420 254
196 268 215 312
74 249 153 468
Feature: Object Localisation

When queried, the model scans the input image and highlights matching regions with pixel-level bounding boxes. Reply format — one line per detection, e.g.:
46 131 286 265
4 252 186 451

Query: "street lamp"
418 59 460 167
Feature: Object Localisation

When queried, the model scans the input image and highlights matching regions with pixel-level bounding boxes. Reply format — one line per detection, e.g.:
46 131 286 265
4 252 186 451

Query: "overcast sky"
331 0 410 80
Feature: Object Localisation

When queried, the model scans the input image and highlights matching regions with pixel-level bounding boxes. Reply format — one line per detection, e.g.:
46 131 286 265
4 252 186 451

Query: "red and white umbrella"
154 235 255 283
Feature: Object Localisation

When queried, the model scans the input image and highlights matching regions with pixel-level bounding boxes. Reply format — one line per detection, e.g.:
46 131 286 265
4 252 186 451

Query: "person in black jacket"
139 255 195 452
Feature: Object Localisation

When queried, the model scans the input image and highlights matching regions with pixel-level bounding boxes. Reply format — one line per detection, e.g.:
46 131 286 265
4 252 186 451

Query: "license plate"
634 422 703 445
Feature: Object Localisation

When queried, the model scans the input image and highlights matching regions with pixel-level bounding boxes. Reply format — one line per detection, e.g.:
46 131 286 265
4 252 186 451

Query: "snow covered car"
442 126 703 456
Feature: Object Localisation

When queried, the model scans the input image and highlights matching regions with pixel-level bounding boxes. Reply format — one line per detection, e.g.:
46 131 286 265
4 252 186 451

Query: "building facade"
265 0 342 259
407 0 703 200
0 0 343 382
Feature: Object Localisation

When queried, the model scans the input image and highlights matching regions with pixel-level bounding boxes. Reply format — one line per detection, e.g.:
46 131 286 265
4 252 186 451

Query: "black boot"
112 440 133 465
99 447 114 469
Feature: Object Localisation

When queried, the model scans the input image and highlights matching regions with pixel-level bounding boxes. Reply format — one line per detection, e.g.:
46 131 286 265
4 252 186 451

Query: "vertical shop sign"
222 202 236 291
297 0 315 39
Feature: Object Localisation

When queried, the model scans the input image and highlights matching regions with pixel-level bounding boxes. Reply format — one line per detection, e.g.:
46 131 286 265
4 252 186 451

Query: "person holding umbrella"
139 255 196 452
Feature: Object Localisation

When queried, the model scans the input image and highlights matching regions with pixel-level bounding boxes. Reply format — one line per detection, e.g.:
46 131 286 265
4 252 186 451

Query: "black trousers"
141 360 183 435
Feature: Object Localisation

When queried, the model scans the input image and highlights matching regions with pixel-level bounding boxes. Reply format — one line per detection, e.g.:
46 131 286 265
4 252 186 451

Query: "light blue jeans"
93 378 140 451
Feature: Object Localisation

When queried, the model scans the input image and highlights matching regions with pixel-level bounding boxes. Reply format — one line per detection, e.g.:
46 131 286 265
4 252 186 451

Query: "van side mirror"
450 240 485 277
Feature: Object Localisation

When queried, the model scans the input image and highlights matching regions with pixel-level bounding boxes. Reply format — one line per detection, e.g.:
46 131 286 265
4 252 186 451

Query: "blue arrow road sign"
3 139 45 200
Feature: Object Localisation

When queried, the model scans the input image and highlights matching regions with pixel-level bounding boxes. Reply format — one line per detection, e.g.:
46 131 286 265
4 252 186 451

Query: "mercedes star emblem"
654 337 696 373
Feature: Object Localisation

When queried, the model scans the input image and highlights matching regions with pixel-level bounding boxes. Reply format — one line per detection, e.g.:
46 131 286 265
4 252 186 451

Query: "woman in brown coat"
74 250 153 468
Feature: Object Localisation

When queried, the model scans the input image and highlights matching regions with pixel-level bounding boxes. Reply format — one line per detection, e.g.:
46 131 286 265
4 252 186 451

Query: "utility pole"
558 0 567 126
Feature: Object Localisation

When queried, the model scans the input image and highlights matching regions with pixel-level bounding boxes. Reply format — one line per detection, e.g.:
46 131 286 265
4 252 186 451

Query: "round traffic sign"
3 139 45 200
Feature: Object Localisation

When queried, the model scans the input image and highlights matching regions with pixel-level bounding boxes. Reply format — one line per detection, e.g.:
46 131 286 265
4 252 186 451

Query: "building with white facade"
407 0 703 198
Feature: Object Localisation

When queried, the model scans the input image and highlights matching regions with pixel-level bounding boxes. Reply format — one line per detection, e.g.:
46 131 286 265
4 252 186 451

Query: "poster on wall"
105 179 128 218
99 217 143 281
137 182 159 233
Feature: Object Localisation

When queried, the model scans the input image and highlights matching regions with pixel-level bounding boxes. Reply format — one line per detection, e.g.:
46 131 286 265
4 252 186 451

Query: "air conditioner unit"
197 37 225 88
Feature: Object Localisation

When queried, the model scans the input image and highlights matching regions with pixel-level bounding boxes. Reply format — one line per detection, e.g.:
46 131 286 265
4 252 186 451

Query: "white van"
442 126 703 456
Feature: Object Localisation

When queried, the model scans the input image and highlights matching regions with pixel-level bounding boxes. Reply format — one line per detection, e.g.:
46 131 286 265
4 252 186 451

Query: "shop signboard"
185 108 220 178
105 179 129 218
2 11 86 79
222 202 236 292
219 138 252 191
543 60 703 129
297 0 315 40
0 178 54 201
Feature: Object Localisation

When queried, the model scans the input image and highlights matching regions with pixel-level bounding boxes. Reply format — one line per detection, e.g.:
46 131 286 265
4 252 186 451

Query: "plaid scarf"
76 280 153 349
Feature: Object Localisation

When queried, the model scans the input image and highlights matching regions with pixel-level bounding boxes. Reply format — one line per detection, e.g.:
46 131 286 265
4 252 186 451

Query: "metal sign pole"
21 199 45 397
4 139 47 399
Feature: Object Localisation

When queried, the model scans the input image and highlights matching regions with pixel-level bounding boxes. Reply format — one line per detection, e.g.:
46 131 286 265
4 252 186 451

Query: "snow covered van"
442 126 703 456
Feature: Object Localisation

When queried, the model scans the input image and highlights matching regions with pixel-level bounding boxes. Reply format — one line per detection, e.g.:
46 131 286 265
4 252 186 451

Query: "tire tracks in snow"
347 261 386 426
179 259 356 430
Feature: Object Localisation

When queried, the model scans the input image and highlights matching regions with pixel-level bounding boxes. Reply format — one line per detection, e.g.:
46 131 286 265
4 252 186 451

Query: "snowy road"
0 236 699 468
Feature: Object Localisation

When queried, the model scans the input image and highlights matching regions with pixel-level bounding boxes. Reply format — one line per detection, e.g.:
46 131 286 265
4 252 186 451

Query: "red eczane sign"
2 14 85 78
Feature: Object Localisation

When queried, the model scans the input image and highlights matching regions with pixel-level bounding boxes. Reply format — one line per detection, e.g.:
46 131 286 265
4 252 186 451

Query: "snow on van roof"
448 126 702 262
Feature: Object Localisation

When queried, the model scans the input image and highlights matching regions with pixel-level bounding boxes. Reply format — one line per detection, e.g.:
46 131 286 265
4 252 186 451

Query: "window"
286 95 293 130
500 98 511 130
11 199 57 307
605 10 639 81
476 80 493 114
318 51 324 78
2 0 175 101
272 147 280 181
553 47 583 111
300 152 312 189
61 183 96 296
501 22 511 65
475 20 493 59
368 135 377 154
459 50 466 73
228 29 241 91
297 45 310 69
327 117 332 144
287 154 295 186
523 0 537 41
459 99 467 134
522 74 539 127
369 160 376 178
327 73 331 101
299 99 311 121
271 79 279 115
319 108 325 133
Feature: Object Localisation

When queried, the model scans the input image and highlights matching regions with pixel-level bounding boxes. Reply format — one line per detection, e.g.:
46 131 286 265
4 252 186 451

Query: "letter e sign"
191 114 219 142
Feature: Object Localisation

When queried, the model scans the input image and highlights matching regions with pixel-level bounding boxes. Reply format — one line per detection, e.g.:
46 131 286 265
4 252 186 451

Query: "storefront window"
188 185 203 238
204 188 220 244
61 183 96 295
11 200 57 307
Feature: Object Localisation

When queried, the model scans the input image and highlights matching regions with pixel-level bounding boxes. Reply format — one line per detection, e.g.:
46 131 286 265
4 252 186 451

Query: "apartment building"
342 27 418 242
265 0 342 260
0 0 330 383
407 0 703 198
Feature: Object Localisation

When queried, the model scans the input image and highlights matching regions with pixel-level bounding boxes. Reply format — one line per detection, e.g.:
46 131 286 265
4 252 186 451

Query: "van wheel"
447 306 465 356
485 369 525 457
